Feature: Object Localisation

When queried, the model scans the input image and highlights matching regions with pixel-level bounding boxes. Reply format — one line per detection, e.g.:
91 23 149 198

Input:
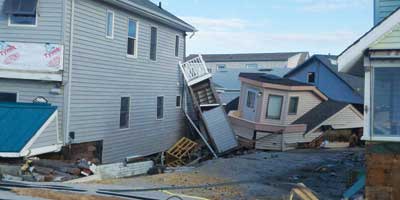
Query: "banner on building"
0 41 63 71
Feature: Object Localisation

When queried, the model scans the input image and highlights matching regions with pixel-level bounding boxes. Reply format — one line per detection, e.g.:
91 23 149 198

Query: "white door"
243 89 258 121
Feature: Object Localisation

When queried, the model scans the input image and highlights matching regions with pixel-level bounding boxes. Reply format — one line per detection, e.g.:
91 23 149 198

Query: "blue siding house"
284 55 364 104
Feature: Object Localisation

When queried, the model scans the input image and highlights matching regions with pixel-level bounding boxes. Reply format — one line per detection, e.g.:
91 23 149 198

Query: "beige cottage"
228 73 363 151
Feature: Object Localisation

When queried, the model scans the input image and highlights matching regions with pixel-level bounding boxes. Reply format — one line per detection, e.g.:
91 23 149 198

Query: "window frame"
0 92 18 102
246 90 256 109
217 64 226 71
119 96 131 129
156 96 164 120
126 18 139 58
105 9 114 39
150 26 158 61
246 63 258 69
288 96 299 115
176 95 181 108
266 94 284 120
175 35 180 57
307 72 315 84
8 12 38 27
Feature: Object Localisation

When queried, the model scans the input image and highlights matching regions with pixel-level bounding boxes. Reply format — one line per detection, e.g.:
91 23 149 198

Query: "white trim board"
0 110 62 157
338 8 400 73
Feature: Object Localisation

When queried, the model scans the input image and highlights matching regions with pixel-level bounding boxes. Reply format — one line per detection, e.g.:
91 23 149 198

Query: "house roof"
213 67 291 90
338 6 400 75
239 73 312 86
285 54 364 97
0 102 57 153
106 0 196 32
187 52 308 62
292 100 349 133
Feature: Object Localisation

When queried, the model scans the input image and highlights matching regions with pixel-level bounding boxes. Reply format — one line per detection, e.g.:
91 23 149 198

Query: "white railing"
179 54 212 86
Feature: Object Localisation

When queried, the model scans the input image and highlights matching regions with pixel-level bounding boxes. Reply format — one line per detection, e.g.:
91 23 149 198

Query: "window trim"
174 34 180 57
266 94 284 120
246 90 256 109
149 26 158 61
105 9 114 39
176 95 181 108
8 12 38 27
0 91 19 102
217 64 226 71
156 96 164 120
119 96 131 130
307 72 315 84
288 96 299 115
126 18 139 58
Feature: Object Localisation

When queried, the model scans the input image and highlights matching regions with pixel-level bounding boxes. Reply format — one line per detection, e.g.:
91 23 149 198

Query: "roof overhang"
103 0 197 32
338 8 400 76
240 77 328 101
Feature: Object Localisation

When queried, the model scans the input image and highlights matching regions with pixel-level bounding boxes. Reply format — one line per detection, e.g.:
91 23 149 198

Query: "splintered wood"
166 137 198 167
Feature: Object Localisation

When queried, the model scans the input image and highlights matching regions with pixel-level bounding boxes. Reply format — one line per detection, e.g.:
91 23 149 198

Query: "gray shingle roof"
239 73 312 86
187 52 308 62
292 100 349 133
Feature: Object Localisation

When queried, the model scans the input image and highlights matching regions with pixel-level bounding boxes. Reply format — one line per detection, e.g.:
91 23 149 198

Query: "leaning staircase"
179 55 238 155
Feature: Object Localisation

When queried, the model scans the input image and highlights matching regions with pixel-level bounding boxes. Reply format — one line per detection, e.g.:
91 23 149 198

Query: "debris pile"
1 158 96 182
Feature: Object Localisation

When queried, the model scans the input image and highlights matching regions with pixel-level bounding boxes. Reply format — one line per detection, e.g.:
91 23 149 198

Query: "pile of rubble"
1 158 96 182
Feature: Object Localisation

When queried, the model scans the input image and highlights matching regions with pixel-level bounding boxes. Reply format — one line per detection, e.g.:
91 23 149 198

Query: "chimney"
158 2 162 9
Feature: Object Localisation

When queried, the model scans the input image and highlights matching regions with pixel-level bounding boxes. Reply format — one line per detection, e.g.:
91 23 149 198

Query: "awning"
3 0 38 15
0 102 61 157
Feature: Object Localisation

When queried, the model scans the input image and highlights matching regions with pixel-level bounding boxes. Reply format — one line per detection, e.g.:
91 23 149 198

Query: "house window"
288 96 299 115
127 19 138 56
0 92 17 102
120 97 130 129
246 91 256 109
150 27 157 61
307 72 315 83
5 0 38 26
266 95 283 120
217 64 226 71
372 67 400 137
106 10 114 38
246 64 258 69
207 68 212 73
176 96 181 108
157 96 164 119
175 35 179 57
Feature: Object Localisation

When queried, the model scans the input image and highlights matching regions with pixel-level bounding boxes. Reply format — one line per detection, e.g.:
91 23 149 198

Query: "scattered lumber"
166 137 198 167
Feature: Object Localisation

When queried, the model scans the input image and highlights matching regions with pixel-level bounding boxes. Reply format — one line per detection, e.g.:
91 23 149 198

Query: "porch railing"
179 54 212 86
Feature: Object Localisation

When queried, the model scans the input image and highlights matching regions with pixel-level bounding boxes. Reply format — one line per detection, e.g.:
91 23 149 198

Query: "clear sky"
151 0 373 55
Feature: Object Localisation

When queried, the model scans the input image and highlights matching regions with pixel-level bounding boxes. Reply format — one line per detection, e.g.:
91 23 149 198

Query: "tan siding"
285 91 323 124
322 106 363 129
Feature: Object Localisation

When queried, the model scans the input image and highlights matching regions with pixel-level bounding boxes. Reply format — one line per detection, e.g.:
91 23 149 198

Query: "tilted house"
187 52 309 73
0 0 196 163
284 54 364 104
228 73 363 150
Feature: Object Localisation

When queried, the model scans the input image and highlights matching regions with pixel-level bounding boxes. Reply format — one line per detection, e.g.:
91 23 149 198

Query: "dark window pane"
120 97 130 128
307 72 315 83
10 14 36 25
0 92 17 102
4 0 37 15
175 35 179 57
106 11 113 37
176 96 181 107
150 27 157 60
373 68 400 136
127 38 135 55
157 96 164 119
288 97 299 115
19 0 37 14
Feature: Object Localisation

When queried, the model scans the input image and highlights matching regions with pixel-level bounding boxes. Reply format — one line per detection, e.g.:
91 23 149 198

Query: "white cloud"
183 16 363 55
295 0 369 12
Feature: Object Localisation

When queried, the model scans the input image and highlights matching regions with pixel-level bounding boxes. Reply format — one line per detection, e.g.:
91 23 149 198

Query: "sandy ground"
0 148 364 200
94 147 364 200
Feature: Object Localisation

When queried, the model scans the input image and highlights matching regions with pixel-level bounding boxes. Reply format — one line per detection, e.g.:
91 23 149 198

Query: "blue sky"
152 0 373 55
